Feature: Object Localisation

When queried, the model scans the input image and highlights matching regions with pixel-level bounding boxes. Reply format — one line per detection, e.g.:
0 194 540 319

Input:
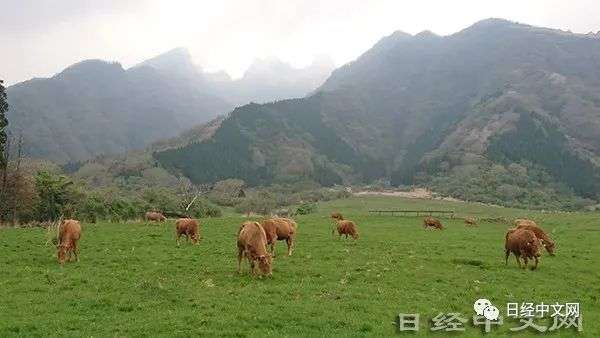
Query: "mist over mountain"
206 55 335 106
5 49 333 163
156 19 600 205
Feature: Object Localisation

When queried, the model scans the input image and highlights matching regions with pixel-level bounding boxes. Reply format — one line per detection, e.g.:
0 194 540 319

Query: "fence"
368 210 455 218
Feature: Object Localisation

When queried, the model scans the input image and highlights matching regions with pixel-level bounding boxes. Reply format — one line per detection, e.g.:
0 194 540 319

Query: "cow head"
526 239 542 257
257 254 272 275
544 240 556 256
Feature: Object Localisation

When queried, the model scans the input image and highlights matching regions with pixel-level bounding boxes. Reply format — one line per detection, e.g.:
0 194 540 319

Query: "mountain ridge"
154 18 600 206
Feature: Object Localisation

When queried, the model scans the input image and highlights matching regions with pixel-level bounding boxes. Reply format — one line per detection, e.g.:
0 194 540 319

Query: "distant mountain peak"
415 30 439 38
133 47 200 76
55 59 124 80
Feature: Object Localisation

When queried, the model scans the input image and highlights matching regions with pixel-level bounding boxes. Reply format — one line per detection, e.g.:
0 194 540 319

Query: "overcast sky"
2 0 600 85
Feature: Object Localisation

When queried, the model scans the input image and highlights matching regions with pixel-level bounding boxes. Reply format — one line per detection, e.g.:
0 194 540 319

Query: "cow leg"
531 256 539 270
505 250 510 265
249 259 256 276
271 243 276 258
286 237 293 256
522 256 529 269
176 233 181 246
73 242 79 262
514 254 522 268
237 248 244 274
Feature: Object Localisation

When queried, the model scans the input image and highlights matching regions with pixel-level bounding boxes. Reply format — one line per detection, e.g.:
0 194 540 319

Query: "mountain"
5 48 334 163
155 19 600 206
207 56 335 106
6 53 230 163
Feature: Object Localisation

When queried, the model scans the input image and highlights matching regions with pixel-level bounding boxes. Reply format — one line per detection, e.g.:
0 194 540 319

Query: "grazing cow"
464 217 477 226
237 221 273 276
515 224 556 256
330 212 344 221
175 218 200 245
260 217 297 257
333 219 359 240
423 217 443 230
57 219 82 264
146 211 166 222
505 228 542 270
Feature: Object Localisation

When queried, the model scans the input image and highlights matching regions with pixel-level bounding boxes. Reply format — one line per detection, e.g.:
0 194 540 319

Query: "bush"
295 202 317 215
234 191 276 216
188 198 222 218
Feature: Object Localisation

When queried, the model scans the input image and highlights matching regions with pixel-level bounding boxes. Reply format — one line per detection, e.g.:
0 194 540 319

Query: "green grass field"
1 196 599 337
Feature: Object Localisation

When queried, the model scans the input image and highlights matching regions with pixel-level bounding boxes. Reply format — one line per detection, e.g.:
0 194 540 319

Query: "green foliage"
34 171 80 221
155 98 383 187
487 112 600 199
0 79 7 169
429 161 595 211
234 191 277 216
187 198 222 218
295 202 317 215
208 179 246 206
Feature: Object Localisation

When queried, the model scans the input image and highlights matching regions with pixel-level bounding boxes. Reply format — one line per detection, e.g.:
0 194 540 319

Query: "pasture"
1 196 599 337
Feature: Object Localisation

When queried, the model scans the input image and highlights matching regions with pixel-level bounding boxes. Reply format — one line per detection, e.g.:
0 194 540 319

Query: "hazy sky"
2 0 600 85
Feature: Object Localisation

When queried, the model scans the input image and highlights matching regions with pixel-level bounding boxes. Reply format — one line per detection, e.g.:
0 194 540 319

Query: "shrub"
295 202 317 215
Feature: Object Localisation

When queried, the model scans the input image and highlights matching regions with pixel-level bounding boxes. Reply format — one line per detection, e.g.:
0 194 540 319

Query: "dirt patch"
354 188 465 203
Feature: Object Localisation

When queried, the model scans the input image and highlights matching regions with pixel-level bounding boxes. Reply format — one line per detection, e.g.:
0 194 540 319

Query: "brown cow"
260 217 297 257
423 217 443 230
514 218 538 227
505 228 542 270
515 224 556 256
330 212 344 221
464 217 477 226
145 211 166 222
57 219 82 264
333 219 359 240
175 218 200 245
237 221 273 276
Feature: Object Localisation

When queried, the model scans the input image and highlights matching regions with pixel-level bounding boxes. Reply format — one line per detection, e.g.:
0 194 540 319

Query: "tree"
35 170 78 221
0 79 8 169
234 191 276 216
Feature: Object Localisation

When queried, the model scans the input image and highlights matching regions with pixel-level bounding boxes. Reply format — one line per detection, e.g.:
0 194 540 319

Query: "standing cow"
333 219 359 240
464 217 477 226
237 221 273 276
145 211 166 223
57 219 82 264
260 217 297 257
175 218 200 245
505 228 542 270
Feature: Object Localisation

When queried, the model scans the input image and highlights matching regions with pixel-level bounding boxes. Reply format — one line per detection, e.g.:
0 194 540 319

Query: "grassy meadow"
1 196 599 337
